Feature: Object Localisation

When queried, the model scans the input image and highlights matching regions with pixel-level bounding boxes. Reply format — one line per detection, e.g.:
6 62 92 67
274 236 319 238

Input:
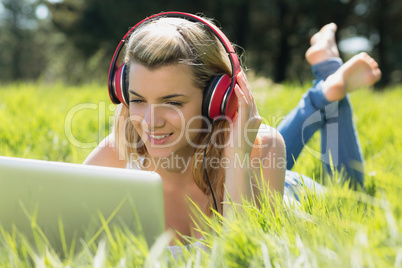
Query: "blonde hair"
114 16 238 214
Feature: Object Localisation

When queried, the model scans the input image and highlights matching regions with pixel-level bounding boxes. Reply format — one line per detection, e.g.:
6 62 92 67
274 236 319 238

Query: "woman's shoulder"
251 124 286 158
257 124 284 141
83 133 127 168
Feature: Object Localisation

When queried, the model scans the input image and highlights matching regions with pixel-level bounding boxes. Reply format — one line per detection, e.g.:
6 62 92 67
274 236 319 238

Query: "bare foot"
322 52 382 102
305 23 339 65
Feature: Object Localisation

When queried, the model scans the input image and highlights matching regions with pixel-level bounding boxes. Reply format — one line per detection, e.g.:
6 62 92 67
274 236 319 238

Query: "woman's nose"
142 104 166 129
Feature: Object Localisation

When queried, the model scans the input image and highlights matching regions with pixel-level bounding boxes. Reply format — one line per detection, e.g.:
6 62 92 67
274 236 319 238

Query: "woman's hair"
114 16 238 214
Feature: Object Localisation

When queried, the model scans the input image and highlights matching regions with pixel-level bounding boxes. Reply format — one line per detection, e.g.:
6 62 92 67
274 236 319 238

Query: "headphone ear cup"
202 75 222 120
111 64 129 106
203 74 235 120
122 64 130 106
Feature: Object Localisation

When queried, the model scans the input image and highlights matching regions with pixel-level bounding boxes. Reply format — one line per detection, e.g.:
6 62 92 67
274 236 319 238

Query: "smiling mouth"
147 133 173 140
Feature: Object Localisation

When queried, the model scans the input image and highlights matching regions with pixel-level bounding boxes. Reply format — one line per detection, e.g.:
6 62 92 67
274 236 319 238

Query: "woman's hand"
224 71 262 158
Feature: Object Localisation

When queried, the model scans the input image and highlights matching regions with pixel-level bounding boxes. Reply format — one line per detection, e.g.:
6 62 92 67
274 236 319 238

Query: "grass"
0 82 115 163
0 80 401 267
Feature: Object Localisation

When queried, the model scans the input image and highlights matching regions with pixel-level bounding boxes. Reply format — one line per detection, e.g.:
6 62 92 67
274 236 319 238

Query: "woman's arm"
250 126 286 209
83 133 127 168
222 73 286 217
222 72 261 217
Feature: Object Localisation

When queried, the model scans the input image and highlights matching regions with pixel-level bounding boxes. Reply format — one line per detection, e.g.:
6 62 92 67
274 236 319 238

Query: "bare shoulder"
251 124 286 159
250 124 286 196
83 133 127 168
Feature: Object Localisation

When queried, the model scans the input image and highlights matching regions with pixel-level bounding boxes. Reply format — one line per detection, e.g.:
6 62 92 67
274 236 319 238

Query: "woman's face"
128 62 205 158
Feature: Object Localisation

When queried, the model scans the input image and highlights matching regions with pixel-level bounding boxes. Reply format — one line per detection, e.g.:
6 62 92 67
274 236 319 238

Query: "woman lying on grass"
84 12 381 248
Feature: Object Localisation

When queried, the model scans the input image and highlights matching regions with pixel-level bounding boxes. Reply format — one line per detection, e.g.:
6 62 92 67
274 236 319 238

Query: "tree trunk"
274 2 292 83
375 0 389 89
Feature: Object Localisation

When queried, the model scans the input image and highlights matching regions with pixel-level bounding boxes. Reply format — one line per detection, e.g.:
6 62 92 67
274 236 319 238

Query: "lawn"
0 80 401 267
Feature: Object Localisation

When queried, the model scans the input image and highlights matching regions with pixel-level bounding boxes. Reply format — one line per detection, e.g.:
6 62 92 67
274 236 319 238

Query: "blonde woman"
84 13 381 245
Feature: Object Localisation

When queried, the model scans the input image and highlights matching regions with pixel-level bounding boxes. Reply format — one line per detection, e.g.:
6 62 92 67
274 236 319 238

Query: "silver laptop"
0 156 165 252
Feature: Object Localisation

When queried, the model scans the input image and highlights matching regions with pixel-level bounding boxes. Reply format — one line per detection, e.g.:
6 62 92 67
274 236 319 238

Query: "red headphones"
108 12 241 121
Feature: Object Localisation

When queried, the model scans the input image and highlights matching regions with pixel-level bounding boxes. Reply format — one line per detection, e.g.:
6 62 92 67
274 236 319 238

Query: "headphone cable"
203 120 218 212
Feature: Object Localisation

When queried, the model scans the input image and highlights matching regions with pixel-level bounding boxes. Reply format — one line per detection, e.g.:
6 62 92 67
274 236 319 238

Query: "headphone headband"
108 12 241 119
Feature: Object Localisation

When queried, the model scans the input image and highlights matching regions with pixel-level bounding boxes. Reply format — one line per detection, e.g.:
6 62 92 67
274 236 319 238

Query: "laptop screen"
0 156 165 252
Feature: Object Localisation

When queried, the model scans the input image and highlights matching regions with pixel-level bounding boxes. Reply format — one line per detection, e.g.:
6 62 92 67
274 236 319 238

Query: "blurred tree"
45 0 257 83
369 0 402 86
45 0 219 83
0 0 49 81
245 0 358 83
334 0 402 87
0 0 400 86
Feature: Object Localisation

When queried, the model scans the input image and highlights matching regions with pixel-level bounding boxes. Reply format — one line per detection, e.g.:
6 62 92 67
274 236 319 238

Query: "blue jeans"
279 58 364 191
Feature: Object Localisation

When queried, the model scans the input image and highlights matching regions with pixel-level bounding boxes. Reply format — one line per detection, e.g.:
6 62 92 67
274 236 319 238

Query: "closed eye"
166 101 183 107
129 99 145 104
129 98 183 107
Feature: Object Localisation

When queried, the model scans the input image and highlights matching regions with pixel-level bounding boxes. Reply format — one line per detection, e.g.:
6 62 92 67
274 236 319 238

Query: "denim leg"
277 81 330 169
321 95 365 186
311 57 343 82
277 58 364 186
277 58 342 169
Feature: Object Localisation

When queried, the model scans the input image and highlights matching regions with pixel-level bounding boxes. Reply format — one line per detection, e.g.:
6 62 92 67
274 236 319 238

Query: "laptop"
0 156 165 252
